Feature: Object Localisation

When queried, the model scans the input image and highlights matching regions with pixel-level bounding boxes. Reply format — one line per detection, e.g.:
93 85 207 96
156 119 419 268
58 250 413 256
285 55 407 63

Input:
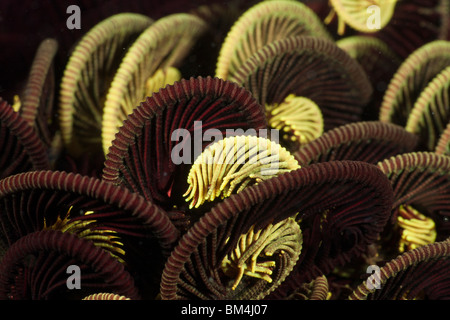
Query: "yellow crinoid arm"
101 13 207 155
183 135 300 209
43 207 125 263
215 0 331 80
327 0 398 35
144 67 181 98
397 204 437 253
12 95 21 112
267 94 324 146
59 13 153 156
220 217 302 290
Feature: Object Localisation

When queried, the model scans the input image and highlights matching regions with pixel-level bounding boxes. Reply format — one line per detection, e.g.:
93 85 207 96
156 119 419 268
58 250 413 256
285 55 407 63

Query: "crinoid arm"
183 135 300 209
220 217 302 291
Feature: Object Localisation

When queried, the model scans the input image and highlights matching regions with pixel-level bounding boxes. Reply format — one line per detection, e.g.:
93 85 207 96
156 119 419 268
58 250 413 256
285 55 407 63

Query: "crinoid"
0 230 139 300
82 293 131 300
231 36 373 133
284 275 331 300
337 36 402 120
101 13 207 154
380 41 450 127
2 0 448 302
161 161 393 299
405 66 450 151
0 170 179 298
102 77 267 212
14 38 58 148
294 121 418 166
266 94 324 151
435 122 450 156
325 0 398 35
348 239 450 300
183 135 300 209
59 13 153 157
0 99 50 179
377 152 450 258
215 0 331 81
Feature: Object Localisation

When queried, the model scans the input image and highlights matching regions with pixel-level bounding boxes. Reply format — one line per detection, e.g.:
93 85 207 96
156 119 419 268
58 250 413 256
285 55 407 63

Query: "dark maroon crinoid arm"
377 152 450 239
0 230 139 300
282 275 330 300
294 121 418 166
348 239 450 300
19 38 58 148
160 160 393 300
336 36 402 121
102 76 267 209
0 99 50 178
436 122 450 156
0 170 178 249
0 170 179 298
380 41 450 127
231 36 373 131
